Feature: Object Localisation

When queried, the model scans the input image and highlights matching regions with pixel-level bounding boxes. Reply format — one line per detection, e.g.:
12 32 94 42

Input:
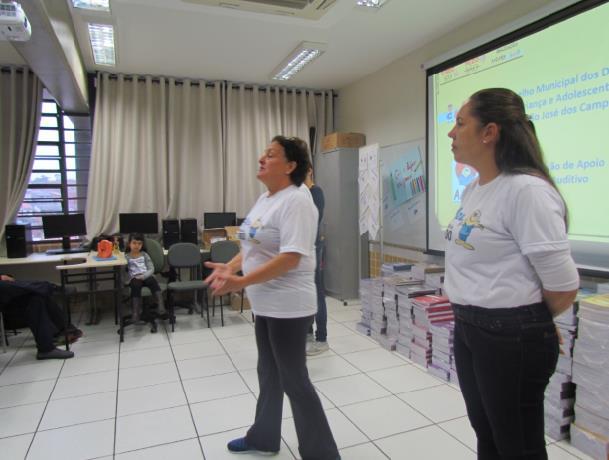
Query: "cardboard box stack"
544 301 578 441
570 293 609 459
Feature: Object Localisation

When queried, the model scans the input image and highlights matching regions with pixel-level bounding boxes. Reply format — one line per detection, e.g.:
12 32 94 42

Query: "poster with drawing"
358 144 380 240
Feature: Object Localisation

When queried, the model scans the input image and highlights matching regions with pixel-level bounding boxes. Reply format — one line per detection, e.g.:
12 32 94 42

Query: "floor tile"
119 361 180 390
5 347 42 367
171 340 226 361
307 355 360 382
69 338 120 357
115 438 204 459
339 442 388 459
554 440 597 460
329 334 379 354
0 380 55 409
375 424 475 460
325 322 359 339
177 354 236 380
190 393 257 436
327 308 363 323
119 330 170 352
547 443 584 459
341 348 408 372
200 427 295 459
120 347 174 369
27 418 114 460
51 369 118 399
115 405 197 453
0 433 34 459
212 323 254 340
39 391 116 430
0 402 46 438
218 334 256 355
60 353 118 377
0 360 63 386
182 372 250 404
367 364 444 393
118 381 187 416
228 348 259 371
439 415 477 452
397 384 467 423
315 373 390 407
283 407 369 452
168 327 216 345
340 395 432 440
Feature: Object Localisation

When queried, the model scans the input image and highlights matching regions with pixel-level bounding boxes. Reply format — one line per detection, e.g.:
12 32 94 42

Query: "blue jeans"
310 242 328 342
452 302 559 460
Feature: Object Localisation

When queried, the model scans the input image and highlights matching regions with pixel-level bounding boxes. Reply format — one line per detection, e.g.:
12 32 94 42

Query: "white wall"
335 0 563 262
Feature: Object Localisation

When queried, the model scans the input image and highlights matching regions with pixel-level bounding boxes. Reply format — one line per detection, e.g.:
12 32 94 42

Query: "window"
16 89 92 242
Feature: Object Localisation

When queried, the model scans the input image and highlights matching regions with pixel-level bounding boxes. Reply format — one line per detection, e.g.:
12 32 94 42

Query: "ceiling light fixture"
271 41 327 81
87 23 115 66
356 0 388 8
72 0 110 12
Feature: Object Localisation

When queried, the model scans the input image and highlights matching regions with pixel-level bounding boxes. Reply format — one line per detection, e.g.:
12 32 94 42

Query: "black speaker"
5 224 32 258
180 218 198 244
162 219 180 249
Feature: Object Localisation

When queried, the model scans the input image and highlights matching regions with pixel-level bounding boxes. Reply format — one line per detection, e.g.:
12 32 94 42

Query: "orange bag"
97 239 113 258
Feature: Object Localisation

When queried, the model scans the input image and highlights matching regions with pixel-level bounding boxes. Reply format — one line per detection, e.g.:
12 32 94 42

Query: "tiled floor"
0 297 594 460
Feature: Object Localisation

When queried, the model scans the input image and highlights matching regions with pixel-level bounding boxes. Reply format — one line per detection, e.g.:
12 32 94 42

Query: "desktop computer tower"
162 219 180 249
180 218 198 244
5 224 33 258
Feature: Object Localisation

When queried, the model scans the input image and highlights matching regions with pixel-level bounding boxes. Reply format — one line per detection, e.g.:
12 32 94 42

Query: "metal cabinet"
314 147 362 301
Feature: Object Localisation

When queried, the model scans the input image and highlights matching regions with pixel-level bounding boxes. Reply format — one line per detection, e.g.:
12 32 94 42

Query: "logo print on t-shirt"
455 209 484 250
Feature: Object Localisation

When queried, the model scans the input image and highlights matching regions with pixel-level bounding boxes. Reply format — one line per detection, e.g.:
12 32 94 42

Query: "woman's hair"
272 135 312 186
126 232 146 253
469 88 568 223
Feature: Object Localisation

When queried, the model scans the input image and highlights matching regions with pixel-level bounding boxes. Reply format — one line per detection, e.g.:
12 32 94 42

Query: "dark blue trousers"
453 303 559 460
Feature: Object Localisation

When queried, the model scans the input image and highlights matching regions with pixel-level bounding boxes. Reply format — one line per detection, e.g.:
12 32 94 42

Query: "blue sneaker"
227 437 278 455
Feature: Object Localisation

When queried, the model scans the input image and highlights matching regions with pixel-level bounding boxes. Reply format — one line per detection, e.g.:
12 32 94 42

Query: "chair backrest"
144 238 164 274
210 240 240 264
167 242 201 269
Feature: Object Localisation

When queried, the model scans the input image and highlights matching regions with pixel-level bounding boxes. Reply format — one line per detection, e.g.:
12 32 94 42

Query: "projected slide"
430 2 609 251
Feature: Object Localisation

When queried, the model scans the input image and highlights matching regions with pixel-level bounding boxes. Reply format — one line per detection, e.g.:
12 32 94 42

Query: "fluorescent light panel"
87 23 115 66
356 0 388 8
72 0 110 12
271 41 326 81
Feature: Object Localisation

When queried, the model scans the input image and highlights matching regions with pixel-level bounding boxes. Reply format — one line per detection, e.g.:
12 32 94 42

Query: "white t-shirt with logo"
444 173 570 308
239 184 318 318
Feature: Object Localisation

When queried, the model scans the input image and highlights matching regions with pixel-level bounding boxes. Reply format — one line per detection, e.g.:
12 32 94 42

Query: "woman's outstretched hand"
204 262 244 296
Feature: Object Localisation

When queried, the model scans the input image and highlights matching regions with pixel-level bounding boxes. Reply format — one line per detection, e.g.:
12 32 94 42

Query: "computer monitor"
119 213 159 234
204 212 236 229
42 213 88 255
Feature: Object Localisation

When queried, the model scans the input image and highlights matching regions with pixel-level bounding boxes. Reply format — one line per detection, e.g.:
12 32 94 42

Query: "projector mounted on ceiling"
182 0 337 20
0 1 31 41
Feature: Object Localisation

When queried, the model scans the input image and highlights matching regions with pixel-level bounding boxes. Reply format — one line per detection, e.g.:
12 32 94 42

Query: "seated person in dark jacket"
0 274 82 359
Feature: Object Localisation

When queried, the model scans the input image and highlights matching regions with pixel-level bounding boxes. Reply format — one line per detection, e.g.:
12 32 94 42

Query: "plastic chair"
209 240 243 315
166 243 212 330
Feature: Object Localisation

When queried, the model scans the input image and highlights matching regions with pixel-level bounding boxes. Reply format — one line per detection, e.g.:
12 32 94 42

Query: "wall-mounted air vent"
183 0 337 20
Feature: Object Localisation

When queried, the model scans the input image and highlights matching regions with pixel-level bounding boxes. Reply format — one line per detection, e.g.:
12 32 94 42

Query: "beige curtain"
0 68 42 256
224 85 334 217
86 74 223 238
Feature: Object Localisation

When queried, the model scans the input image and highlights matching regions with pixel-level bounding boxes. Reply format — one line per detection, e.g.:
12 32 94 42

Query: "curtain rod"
93 72 336 97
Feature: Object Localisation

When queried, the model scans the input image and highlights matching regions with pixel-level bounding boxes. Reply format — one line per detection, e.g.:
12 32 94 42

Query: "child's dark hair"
126 232 146 253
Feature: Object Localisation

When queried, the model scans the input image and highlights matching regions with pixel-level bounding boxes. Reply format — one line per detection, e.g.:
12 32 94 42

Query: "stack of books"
395 284 437 358
428 321 454 382
369 278 387 342
409 295 452 368
545 301 578 441
381 262 413 277
570 294 609 459
411 263 444 282
356 278 374 335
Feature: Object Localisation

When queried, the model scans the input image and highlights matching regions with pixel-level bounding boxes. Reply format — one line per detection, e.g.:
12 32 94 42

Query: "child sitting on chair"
125 233 166 322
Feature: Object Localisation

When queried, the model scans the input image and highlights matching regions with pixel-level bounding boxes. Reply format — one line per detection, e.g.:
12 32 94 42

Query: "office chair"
166 243 211 330
209 240 243 315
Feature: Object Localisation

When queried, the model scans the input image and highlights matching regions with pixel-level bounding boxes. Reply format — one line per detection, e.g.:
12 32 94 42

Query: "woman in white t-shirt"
445 88 579 460
205 136 339 460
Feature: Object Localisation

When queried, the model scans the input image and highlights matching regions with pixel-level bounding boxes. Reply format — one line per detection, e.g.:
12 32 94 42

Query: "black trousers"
246 314 339 460
452 303 559 460
25 295 67 352
129 277 160 298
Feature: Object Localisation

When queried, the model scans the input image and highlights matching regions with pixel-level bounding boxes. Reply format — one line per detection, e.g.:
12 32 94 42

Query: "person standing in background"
304 167 330 355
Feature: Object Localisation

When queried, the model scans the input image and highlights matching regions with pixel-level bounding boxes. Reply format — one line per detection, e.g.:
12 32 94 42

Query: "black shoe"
227 437 278 455
37 347 74 360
